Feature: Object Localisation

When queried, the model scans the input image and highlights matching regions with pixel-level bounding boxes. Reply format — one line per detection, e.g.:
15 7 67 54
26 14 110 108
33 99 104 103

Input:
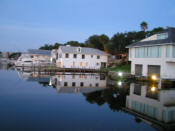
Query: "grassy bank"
107 64 131 73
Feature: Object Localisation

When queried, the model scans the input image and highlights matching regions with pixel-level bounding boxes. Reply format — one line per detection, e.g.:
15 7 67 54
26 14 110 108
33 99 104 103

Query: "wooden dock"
16 65 108 73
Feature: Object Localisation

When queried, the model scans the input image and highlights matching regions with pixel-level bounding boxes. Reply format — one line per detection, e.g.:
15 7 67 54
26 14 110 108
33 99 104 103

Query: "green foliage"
108 64 131 73
39 43 61 50
140 21 148 31
85 35 104 50
9 52 21 59
85 34 110 52
39 25 165 55
65 41 85 47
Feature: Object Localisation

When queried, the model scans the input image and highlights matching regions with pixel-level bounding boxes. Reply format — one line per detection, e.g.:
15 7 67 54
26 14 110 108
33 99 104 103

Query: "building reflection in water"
83 81 175 130
50 73 107 94
125 83 175 130
17 71 175 130
18 71 108 93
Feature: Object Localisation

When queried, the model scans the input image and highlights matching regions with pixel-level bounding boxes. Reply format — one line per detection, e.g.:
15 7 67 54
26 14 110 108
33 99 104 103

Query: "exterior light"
117 81 122 86
151 86 156 92
118 72 123 77
151 75 157 81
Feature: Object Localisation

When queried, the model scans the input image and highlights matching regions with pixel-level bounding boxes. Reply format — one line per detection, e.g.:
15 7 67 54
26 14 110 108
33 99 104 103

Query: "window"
96 83 99 87
166 45 170 57
173 46 175 58
24 61 32 63
82 54 85 59
56 53 58 59
135 46 162 58
58 62 62 67
91 55 93 58
72 82 76 87
78 47 81 52
96 63 99 66
64 82 68 86
80 82 84 87
97 56 100 59
73 54 77 58
86 62 88 67
65 53 69 58
157 33 168 40
80 62 82 67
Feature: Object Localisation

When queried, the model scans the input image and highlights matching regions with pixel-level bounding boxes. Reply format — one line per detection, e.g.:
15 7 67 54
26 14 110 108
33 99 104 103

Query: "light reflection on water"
0 66 175 131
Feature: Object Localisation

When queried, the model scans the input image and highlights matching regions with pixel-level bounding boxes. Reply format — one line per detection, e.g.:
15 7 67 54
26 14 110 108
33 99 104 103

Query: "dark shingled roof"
126 27 175 48
27 49 51 56
59 46 109 55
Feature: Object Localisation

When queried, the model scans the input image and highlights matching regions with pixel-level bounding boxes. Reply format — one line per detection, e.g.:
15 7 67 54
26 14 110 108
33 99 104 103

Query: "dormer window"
77 47 81 52
157 33 168 40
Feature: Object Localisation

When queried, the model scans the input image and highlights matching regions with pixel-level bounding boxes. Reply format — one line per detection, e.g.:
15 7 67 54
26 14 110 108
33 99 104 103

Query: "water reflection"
126 83 175 129
18 71 108 93
0 63 14 70
16 70 175 130
84 82 175 130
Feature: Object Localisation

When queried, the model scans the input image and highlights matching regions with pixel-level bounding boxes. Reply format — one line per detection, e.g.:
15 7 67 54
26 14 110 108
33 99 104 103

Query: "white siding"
129 45 175 79
54 47 108 69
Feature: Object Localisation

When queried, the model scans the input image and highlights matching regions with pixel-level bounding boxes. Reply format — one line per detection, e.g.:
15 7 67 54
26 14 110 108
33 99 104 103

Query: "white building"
126 27 175 79
51 46 109 69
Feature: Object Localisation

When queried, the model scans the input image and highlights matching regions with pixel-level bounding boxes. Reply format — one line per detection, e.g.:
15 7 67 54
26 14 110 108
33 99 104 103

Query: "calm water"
0 66 175 131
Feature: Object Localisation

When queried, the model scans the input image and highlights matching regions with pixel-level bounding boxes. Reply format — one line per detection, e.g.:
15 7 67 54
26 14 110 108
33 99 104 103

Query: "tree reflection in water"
83 85 129 111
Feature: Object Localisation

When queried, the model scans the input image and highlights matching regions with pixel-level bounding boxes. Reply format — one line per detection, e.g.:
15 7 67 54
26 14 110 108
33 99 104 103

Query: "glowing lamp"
151 75 157 81
118 72 123 77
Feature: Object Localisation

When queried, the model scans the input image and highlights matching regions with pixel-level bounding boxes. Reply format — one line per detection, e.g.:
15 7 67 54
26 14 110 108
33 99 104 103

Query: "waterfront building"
51 46 109 69
126 27 175 79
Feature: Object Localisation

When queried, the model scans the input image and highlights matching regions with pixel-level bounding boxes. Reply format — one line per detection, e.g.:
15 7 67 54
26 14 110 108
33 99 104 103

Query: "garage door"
135 64 143 76
148 65 160 76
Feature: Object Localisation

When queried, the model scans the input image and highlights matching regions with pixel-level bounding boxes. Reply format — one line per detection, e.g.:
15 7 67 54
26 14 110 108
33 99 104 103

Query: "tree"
65 41 85 47
99 34 110 53
53 43 60 49
111 33 127 54
147 27 164 37
140 21 148 31
85 35 104 50
39 43 62 50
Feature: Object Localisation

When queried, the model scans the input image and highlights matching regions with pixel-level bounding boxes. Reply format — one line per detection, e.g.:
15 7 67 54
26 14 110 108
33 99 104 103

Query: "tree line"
39 22 164 54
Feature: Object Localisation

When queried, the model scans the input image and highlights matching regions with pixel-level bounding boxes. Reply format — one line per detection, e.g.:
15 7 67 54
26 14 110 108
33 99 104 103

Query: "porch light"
118 72 123 77
151 75 157 81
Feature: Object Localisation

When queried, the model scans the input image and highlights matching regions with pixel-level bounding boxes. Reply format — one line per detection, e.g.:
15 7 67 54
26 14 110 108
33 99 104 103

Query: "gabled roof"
28 49 51 56
59 46 109 55
126 27 175 48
